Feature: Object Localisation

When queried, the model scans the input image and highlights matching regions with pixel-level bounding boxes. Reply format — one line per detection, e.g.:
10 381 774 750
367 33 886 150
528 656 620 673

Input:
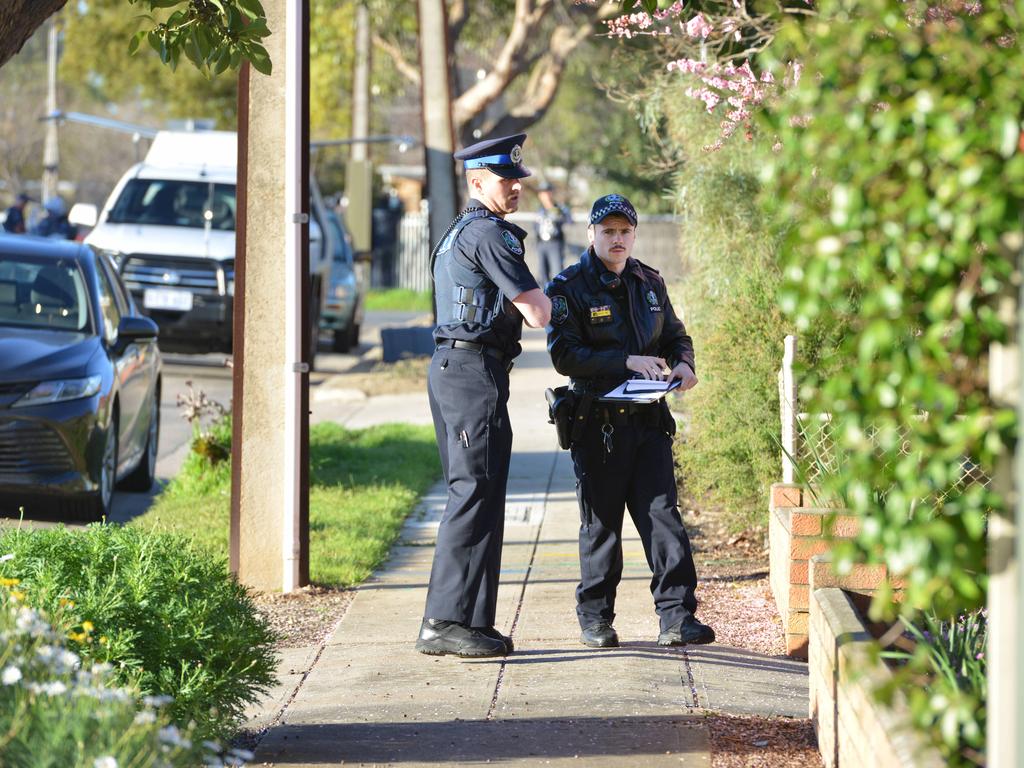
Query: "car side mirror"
115 315 159 351
68 203 98 229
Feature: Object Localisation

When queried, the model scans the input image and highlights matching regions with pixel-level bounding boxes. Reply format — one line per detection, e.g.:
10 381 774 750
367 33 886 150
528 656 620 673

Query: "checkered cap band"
589 196 637 226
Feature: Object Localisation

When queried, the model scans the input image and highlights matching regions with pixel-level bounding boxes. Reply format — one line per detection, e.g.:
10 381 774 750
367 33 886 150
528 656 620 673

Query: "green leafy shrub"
762 0 1022 622
648 89 842 528
0 582 250 768
0 525 277 742
165 411 233 500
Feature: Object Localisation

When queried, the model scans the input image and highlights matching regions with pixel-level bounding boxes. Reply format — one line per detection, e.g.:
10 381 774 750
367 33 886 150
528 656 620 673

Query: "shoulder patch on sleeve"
500 229 524 256
550 295 569 325
553 262 582 283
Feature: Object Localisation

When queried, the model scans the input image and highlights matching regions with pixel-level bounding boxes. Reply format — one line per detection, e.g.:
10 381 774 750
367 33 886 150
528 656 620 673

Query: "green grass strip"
364 288 433 312
134 422 440 587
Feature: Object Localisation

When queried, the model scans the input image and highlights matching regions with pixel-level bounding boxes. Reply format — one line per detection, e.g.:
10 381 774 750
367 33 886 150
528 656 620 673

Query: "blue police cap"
589 193 637 226
454 133 531 179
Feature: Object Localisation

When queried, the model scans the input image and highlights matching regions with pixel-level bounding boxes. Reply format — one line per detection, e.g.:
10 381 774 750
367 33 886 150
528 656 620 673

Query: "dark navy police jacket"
545 247 695 394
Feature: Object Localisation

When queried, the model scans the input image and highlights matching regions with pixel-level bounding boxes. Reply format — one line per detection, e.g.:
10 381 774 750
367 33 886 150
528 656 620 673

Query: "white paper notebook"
600 378 681 403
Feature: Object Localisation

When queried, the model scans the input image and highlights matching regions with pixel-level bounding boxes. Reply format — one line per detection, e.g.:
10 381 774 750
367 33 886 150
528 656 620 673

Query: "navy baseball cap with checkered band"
454 133 531 179
589 193 638 227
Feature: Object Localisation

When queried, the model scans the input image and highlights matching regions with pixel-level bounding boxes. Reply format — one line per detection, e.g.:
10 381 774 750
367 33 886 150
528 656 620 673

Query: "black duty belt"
436 339 514 372
592 401 662 427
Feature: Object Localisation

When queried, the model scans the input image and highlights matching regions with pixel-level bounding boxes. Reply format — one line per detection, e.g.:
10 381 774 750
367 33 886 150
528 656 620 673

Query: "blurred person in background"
534 181 571 285
31 196 75 240
2 193 33 234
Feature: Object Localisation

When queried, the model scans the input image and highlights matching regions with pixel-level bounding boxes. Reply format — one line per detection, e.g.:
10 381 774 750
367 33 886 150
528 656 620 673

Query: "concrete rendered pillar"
231 0 310 593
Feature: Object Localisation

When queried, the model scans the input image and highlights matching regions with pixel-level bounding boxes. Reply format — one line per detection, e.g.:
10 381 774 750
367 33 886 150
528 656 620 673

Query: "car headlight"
12 375 102 408
333 283 353 300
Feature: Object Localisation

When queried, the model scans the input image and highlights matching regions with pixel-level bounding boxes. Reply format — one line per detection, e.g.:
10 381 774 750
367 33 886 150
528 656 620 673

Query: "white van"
73 130 334 357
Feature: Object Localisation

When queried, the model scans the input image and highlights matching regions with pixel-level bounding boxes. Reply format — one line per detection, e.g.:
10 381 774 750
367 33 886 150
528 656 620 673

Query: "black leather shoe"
474 626 514 654
580 621 619 648
658 618 716 646
415 619 507 657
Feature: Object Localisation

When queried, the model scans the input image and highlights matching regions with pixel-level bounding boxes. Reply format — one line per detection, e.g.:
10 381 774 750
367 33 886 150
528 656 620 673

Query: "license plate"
144 288 193 312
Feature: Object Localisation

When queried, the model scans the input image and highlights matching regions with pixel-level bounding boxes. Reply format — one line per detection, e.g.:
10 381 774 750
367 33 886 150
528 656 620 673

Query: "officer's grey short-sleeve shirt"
433 200 539 357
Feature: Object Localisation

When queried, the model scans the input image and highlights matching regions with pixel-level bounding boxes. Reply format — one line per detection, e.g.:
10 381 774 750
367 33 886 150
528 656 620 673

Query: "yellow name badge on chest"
589 305 613 324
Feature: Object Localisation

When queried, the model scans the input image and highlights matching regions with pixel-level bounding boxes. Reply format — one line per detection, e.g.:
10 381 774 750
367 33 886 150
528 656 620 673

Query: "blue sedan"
0 235 162 521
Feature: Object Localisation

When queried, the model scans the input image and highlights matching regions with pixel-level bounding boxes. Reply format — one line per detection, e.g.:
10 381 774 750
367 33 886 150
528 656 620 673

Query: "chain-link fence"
779 335 991 504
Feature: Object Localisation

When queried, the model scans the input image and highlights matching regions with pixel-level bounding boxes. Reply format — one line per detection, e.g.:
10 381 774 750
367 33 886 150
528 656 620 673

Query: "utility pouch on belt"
544 386 575 450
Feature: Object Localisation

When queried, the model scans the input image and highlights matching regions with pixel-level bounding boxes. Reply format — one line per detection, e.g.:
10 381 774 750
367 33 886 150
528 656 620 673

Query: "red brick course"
768 483 901 659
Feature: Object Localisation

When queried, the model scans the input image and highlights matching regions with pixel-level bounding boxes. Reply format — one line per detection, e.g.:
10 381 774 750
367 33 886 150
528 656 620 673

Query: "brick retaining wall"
808 586 944 768
768 483 900 658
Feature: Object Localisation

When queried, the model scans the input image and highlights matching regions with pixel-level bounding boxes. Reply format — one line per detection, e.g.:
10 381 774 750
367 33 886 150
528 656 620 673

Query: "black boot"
658 617 715 646
474 626 514 654
580 621 619 648
416 619 507 657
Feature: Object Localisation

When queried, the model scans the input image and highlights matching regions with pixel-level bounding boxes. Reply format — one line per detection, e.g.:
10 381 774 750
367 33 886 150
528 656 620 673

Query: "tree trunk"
0 0 67 69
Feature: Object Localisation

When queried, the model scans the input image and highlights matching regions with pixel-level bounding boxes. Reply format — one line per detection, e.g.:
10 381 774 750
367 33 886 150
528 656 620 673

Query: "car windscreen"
106 178 236 231
0 256 93 333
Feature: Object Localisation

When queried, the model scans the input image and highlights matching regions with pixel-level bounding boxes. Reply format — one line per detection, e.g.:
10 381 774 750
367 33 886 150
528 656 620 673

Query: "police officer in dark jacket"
546 193 715 649
417 133 552 658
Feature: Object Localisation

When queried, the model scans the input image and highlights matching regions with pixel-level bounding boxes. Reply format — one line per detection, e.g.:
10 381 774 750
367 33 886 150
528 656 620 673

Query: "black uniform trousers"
425 346 513 628
571 413 698 633
537 240 565 286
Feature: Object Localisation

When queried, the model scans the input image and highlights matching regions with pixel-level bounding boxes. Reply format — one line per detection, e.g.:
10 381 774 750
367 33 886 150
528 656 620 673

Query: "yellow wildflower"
10 590 25 602
0 577 19 587
82 621 94 633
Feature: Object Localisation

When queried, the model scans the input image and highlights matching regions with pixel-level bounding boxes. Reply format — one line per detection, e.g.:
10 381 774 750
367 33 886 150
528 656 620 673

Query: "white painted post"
281 0 306 594
780 335 798 483
988 272 1021 768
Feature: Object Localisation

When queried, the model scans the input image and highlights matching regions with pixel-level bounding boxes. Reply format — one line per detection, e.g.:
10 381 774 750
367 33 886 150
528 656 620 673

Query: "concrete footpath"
248 327 809 767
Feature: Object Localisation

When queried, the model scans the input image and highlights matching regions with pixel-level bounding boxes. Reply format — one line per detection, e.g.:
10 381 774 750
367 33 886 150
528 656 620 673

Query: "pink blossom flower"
685 13 714 39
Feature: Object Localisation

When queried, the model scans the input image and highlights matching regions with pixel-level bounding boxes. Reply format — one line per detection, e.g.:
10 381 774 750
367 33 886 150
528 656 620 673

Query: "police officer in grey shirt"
417 133 551 658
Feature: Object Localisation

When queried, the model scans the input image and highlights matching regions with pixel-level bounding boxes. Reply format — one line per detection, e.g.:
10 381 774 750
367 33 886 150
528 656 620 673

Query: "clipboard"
600 377 681 403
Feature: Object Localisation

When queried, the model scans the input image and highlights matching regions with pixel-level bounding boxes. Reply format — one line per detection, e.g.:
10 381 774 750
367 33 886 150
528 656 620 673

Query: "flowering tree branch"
0 0 273 74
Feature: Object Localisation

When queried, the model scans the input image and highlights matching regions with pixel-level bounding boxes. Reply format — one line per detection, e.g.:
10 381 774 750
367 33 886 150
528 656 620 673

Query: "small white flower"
0 553 13 562
2 666 22 685
134 710 157 725
94 757 118 768
41 680 67 696
144 694 174 708
158 725 191 749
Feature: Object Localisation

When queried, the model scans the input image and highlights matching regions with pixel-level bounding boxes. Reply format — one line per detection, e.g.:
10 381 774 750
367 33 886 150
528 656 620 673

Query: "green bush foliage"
0 525 277 743
668 113 786 528
764 0 1022 619
651 88 839 527
0 583 249 768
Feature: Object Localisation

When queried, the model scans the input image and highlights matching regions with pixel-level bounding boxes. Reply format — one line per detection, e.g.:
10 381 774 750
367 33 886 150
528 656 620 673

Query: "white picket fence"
396 213 431 292
391 208 687 292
